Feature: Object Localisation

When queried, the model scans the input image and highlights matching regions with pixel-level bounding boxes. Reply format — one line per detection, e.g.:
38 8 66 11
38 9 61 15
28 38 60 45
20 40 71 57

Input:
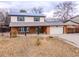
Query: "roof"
9 22 64 27
69 15 79 23
8 12 45 17
45 18 63 23
64 21 79 25
63 15 79 25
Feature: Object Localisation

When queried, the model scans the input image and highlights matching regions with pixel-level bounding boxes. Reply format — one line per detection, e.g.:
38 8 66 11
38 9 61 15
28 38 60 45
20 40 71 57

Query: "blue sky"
0 1 78 18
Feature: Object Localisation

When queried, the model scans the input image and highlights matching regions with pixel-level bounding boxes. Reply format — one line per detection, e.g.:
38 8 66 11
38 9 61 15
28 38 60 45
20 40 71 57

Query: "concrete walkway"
55 34 79 48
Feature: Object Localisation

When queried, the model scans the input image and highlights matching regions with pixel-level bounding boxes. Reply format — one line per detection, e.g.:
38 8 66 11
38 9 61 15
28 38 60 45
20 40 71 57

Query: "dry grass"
0 35 79 57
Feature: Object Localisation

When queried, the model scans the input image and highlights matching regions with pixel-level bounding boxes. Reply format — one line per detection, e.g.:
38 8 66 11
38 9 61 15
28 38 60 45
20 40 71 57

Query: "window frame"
19 27 29 33
34 17 40 22
20 27 25 32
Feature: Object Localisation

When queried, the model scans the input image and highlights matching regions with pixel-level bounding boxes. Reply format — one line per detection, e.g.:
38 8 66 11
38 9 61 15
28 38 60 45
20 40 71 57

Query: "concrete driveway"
56 34 79 48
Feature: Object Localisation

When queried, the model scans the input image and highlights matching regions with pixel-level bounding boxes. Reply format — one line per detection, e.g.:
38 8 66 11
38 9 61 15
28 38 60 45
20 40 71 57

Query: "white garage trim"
50 26 63 35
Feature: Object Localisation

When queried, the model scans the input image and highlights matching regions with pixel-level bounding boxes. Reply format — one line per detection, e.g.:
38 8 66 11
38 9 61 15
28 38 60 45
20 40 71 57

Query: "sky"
0 1 55 11
0 1 78 18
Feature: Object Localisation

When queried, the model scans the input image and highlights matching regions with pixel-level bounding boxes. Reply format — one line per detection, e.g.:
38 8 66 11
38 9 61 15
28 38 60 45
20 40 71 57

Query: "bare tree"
0 9 8 36
54 1 76 22
31 7 43 14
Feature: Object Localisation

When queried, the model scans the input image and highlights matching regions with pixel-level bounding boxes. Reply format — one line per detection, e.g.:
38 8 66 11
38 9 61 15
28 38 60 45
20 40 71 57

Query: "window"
19 27 29 33
17 16 24 21
34 17 40 22
20 27 25 32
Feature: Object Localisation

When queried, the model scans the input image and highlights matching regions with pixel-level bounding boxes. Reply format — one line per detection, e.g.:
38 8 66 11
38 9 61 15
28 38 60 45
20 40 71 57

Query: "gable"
70 16 79 23
64 21 78 25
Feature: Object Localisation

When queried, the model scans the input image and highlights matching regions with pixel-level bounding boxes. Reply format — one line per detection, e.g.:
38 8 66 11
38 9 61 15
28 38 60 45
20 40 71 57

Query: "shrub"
10 31 17 38
36 38 41 46
46 36 54 41
49 36 54 38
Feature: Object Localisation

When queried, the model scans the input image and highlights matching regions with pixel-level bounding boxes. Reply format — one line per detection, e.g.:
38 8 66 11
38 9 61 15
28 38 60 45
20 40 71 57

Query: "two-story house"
8 12 65 35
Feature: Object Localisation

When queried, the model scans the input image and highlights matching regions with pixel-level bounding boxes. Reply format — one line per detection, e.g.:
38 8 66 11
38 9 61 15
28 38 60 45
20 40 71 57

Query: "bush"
36 38 41 46
10 32 17 38
49 36 54 38
46 36 54 41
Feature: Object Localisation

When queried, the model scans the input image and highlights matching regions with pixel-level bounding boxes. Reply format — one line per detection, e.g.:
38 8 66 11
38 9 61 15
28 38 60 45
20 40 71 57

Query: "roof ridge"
70 20 79 24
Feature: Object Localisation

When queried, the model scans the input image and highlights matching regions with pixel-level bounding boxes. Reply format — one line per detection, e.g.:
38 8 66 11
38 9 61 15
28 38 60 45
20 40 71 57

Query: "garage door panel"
50 26 63 34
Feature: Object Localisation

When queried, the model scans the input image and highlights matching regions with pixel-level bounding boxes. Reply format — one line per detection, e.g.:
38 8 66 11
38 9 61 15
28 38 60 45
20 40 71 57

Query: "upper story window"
17 16 24 21
34 17 40 22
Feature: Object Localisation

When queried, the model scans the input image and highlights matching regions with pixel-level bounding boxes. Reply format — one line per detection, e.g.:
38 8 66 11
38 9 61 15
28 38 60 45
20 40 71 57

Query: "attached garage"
49 26 63 35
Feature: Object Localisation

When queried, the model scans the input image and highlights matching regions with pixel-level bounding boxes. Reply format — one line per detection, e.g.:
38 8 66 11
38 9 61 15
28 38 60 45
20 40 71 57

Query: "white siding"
11 16 17 22
25 17 34 22
11 16 45 22
40 17 44 22
50 26 63 35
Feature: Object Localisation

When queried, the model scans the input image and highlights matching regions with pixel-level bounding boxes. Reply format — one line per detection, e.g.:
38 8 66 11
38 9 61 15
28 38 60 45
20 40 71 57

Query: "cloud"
43 10 54 18
0 1 78 18
0 1 54 11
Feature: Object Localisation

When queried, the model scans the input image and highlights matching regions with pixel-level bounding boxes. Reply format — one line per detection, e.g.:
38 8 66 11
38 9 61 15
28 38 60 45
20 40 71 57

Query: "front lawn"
0 35 79 56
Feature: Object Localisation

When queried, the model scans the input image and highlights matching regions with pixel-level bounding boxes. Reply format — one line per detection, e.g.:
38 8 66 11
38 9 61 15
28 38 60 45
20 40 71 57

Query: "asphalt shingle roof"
8 12 45 17
69 15 79 24
64 21 79 25
9 22 64 27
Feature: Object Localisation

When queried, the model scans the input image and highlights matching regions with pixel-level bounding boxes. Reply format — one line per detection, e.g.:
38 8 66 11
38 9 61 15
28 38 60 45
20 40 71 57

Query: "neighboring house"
8 12 64 35
64 15 79 33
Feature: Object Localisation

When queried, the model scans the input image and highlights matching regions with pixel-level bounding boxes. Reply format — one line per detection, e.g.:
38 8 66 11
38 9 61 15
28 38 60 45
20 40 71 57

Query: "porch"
10 26 49 37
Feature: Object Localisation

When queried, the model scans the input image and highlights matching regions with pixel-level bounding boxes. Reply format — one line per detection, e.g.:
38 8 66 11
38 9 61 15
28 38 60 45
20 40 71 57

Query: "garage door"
50 26 63 34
